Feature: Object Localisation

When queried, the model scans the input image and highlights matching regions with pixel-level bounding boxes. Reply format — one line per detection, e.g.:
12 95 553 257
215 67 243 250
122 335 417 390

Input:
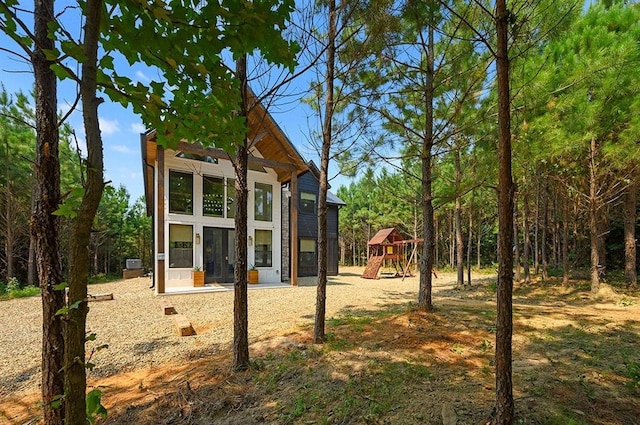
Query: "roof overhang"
141 104 309 216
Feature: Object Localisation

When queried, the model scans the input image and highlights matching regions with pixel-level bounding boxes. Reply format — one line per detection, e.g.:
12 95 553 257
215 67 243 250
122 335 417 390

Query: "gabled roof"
368 228 404 246
140 94 310 215
327 190 346 206
303 160 345 206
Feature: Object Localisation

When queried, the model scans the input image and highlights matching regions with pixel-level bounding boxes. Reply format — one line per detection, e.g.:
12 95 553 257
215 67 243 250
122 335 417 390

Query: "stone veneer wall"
281 186 290 281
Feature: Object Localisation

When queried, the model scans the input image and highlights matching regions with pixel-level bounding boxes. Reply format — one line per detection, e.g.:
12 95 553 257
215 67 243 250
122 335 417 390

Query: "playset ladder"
362 254 385 279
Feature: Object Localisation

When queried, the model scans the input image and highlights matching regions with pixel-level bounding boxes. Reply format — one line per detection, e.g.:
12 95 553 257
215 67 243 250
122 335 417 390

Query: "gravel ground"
0 268 467 398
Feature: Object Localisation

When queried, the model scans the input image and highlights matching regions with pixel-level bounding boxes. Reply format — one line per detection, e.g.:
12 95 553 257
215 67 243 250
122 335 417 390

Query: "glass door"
203 227 235 283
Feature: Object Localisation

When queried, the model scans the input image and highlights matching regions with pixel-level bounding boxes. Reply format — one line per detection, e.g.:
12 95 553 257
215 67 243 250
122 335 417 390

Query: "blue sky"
0 46 352 207
0 58 333 205
0 2 373 206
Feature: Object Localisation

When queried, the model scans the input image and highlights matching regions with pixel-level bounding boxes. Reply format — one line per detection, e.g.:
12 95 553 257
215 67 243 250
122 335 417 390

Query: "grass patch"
324 332 353 351
625 360 640 393
271 359 435 424
0 285 40 300
0 278 40 300
14 273 636 425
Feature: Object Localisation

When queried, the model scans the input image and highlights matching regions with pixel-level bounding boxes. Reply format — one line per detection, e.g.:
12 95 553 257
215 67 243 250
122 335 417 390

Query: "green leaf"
55 306 69 316
53 282 68 291
42 48 60 62
86 388 108 424
54 186 85 218
56 299 82 316
47 20 60 39
99 55 115 70
60 40 87 62
50 64 73 82
50 394 64 409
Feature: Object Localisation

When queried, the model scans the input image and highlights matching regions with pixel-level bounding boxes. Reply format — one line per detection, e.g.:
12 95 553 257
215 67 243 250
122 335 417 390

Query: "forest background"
0 0 639 423
1 0 638 293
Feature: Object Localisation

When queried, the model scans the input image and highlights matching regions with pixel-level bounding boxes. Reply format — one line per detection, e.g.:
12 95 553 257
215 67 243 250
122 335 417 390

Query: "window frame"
168 224 193 268
254 182 273 222
299 238 316 268
254 229 272 268
300 191 316 214
203 175 225 217
168 170 193 215
226 178 236 219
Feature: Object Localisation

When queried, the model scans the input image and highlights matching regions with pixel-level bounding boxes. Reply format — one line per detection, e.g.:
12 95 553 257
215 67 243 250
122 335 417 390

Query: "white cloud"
99 118 120 136
130 122 146 134
136 70 151 83
112 145 136 154
70 125 87 155
58 101 75 117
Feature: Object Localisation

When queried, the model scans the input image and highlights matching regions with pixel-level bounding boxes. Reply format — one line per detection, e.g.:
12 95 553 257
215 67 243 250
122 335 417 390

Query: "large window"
300 192 316 214
169 170 193 214
169 224 193 268
203 175 224 217
300 238 316 267
254 182 272 222
227 178 235 219
255 230 272 267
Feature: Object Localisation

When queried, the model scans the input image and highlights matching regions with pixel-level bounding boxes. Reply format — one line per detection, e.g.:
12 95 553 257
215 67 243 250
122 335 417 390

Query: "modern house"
141 101 344 294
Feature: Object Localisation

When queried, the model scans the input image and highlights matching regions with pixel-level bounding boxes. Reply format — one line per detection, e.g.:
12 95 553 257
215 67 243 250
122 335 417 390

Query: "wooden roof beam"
177 141 297 172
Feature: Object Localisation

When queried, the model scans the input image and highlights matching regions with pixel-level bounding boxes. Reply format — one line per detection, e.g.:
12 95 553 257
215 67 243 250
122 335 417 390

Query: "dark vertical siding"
292 171 341 277
297 172 319 239
327 205 339 275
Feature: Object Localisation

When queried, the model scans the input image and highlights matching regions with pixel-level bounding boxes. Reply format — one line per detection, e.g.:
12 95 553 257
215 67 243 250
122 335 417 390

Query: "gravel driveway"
0 268 465 398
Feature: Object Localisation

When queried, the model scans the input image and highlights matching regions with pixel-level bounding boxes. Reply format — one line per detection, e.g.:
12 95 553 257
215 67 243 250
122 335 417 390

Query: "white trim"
158 150 283 291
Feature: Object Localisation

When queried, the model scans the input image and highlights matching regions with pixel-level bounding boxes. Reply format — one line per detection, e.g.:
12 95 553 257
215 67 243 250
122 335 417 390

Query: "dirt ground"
1 267 639 424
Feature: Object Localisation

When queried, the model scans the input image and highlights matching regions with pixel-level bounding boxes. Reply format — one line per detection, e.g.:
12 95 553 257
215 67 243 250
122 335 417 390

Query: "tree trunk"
523 189 531 284
65 2 105 422
414 201 420 273
597 207 607 272
233 53 250 370
513 202 520 282
541 184 548 280
449 210 455 268
477 217 481 269
562 194 570 285
624 180 637 287
435 215 439 269
4 183 16 280
534 181 540 275
455 147 464 286
314 0 336 344
553 189 562 268
33 0 65 421
418 11 435 312
352 229 356 266
467 206 472 285
494 0 515 422
589 136 600 294
28 235 36 286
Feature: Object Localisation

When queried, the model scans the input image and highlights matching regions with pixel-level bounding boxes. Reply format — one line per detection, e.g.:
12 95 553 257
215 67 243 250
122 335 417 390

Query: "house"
140 101 344 294
281 161 345 280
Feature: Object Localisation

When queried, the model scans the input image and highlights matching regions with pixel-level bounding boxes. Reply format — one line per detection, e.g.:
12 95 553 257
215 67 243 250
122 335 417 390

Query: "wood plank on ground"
161 300 176 315
174 314 196 336
87 293 114 302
